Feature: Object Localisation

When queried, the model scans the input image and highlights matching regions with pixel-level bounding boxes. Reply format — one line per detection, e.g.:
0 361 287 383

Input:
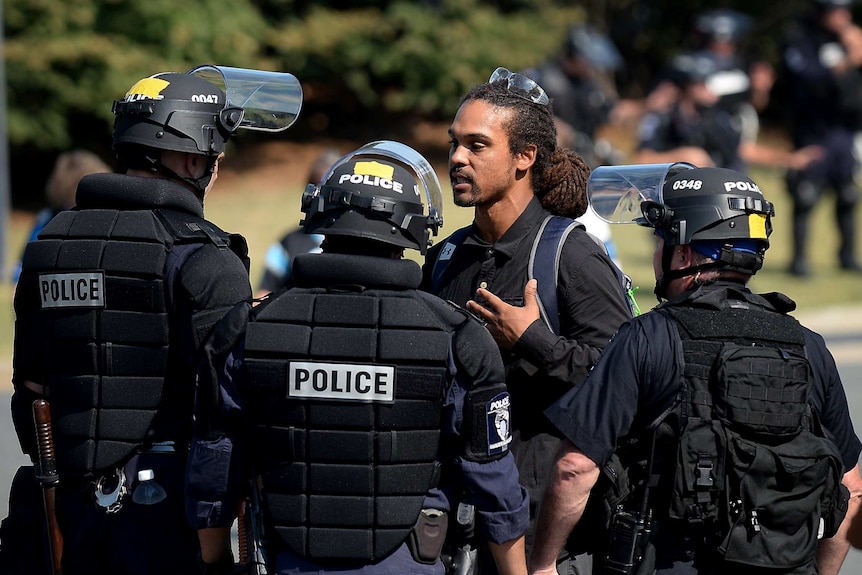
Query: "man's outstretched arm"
529 439 600 575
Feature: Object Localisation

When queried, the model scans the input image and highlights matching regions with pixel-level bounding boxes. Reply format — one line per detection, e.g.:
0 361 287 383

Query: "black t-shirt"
545 284 862 472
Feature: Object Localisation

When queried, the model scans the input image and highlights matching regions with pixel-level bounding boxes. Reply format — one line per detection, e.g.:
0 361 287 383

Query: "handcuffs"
94 467 127 514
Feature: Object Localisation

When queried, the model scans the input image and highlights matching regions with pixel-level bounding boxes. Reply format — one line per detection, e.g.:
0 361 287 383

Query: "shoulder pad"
155 208 230 249
424 294 483 328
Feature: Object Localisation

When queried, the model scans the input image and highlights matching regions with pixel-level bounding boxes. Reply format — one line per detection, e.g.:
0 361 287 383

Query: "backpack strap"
435 215 634 336
430 226 472 294
530 215 583 335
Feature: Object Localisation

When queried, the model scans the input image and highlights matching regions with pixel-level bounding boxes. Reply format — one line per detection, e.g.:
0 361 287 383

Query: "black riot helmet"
112 72 242 195
112 66 302 195
642 167 773 250
666 52 719 88
301 141 444 255
564 24 623 71
112 72 242 159
641 167 774 300
112 74 244 196
695 9 754 44
588 164 774 300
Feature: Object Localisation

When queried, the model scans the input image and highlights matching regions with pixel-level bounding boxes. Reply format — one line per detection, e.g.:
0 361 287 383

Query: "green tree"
4 0 269 151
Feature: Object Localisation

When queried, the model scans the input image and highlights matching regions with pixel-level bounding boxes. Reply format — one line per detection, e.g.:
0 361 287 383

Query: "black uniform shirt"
422 196 632 439
545 282 862 472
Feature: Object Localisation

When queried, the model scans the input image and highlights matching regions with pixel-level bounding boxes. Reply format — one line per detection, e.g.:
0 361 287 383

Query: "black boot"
837 187 860 271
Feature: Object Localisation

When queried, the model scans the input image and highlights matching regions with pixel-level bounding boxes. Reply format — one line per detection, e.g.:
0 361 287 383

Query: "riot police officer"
7 66 301 574
522 23 624 168
637 52 823 175
529 164 862 575
691 9 776 114
255 148 342 297
186 141 530 575
781 0 862 275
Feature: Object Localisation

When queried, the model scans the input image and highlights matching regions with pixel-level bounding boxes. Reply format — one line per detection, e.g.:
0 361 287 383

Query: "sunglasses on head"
489 67 550 106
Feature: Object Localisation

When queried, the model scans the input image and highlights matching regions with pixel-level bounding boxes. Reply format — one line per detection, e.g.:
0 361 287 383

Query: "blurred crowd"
524 0 862 277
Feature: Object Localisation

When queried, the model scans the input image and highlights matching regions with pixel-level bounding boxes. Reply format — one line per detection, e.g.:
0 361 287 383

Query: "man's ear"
185 153 202 177
516 144 538 172
678 244 698 269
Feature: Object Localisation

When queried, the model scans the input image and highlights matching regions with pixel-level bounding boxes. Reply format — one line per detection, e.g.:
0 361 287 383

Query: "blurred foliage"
0 0 842 202
3 0 582 155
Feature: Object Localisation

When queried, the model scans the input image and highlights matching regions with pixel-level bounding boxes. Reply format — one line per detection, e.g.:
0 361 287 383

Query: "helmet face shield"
189 65 303 132
587 162 695 225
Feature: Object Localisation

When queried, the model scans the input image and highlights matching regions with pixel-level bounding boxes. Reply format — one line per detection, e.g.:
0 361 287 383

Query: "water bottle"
132 468 167 505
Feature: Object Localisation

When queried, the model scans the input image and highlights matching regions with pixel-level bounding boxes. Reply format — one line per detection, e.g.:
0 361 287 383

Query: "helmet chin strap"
146 152 216 201
653 244 720 302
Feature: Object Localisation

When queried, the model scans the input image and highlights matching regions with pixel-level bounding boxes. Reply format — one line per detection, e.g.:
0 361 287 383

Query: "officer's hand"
467 279 541 350
788 145 825 170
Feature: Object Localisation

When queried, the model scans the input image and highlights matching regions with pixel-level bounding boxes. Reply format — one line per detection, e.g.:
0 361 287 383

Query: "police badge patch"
486 392 512 456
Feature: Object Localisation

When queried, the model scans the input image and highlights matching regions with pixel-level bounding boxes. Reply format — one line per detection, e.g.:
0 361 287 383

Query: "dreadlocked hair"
460 80 589 218
537 148 590 218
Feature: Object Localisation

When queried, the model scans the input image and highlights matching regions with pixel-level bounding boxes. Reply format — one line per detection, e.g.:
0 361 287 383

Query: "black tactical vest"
654 305 846 570
242 287 452 564
14 204 232 478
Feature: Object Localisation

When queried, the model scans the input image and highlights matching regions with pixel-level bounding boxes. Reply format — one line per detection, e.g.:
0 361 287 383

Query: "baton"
237 498 250 565
33 399 64 575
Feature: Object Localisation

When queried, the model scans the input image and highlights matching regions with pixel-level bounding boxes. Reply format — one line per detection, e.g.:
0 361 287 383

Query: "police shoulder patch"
486 392 512 456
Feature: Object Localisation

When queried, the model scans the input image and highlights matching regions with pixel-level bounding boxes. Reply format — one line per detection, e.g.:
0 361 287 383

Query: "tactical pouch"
718 428 845 568
408 509 448 564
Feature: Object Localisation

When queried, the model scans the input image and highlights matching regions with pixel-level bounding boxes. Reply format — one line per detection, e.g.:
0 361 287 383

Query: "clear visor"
321 140 444 227
587 162 696 224
189 65 302 132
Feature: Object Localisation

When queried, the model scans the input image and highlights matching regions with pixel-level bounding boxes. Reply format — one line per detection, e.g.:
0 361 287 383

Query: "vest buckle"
695 457 714 488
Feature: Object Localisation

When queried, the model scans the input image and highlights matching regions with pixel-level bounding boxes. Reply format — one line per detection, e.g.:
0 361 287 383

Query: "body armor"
14 174 236 478
242 285 453 564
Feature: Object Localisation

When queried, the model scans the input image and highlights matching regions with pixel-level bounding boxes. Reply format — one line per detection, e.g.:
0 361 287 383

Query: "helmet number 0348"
672 179 703 190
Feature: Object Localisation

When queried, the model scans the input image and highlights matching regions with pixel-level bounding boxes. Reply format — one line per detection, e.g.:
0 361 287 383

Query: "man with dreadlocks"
422 67 633 574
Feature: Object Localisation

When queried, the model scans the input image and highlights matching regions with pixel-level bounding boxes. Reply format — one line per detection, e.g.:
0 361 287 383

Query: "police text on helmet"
724 180 762 193
338 173 404 193
288 361 395 402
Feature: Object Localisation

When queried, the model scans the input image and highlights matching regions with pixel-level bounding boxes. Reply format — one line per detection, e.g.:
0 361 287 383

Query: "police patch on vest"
288 361 395 403
486 392 512 455
38 272 106 309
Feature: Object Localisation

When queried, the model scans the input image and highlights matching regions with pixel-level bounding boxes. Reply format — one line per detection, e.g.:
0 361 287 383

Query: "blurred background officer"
637 51 823 173
530 165 862 575
780 0 862 276
187 141 530 575
8 66 301 575
426 67 633 574
522 26 636 271
691 8 776 114
255 147 342 297
522 24 627 169
11 149 112 284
